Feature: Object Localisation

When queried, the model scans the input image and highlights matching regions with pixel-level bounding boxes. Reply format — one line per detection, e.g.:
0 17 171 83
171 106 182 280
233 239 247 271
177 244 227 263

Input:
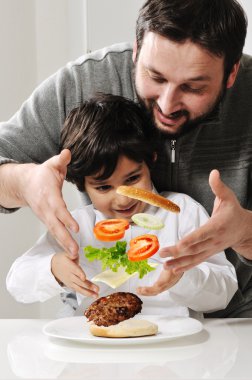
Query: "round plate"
43 315 202 345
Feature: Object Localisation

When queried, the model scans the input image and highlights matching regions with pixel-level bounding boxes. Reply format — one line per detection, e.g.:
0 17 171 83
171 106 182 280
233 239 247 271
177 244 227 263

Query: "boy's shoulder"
71 204 96 226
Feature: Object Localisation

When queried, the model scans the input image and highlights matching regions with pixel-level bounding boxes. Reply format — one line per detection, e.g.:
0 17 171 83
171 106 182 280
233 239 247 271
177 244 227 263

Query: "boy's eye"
95 185 111 192
125 174 141 184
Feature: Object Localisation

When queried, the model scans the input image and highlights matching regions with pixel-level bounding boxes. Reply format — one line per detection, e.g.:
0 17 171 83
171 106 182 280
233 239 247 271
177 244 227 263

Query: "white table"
0 318 250 379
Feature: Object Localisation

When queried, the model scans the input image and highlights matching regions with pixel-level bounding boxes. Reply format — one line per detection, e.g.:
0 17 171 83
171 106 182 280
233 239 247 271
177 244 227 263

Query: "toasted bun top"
89 318 158 338
116 186 180 213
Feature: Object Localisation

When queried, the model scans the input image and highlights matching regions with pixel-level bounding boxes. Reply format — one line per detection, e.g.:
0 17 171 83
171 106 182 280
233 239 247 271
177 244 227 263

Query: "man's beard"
135 81 226 139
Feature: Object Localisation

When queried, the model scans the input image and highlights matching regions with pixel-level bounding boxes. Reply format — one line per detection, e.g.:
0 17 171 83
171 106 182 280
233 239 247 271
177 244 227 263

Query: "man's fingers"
55 203 79 233
47 215 79 258
47 149 71 171
209 169 237 203
42 199 79 257
59 149 72 166
44 149 71 181
159 221 218 259
164 250 214 272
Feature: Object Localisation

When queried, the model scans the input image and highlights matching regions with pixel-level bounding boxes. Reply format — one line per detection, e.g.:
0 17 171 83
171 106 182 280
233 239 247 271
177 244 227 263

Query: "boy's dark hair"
136 0 247 81
60 94 159 192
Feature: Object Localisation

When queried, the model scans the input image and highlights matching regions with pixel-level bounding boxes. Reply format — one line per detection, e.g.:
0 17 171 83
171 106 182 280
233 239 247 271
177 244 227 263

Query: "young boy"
6 94 237 318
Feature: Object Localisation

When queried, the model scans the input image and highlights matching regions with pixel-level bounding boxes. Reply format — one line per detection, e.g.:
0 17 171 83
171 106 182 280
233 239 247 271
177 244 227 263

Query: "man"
0 0 252 316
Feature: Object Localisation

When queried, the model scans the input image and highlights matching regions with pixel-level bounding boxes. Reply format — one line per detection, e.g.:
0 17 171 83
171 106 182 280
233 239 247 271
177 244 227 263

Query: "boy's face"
85 156 152 220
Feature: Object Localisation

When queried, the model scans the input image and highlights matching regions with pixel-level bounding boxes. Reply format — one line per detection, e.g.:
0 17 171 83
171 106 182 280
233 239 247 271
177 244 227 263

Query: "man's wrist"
0 162 36 208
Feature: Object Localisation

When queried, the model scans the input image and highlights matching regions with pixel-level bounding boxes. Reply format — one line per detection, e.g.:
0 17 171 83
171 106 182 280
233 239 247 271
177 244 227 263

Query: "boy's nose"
115 193 132 207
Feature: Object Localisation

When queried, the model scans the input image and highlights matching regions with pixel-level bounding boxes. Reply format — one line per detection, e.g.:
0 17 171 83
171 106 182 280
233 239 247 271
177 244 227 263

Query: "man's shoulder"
70 42 133 68
240 53 252 70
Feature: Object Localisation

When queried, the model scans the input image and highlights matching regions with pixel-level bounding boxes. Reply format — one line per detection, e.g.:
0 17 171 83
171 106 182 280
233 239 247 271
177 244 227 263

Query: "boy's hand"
51 253 99 298
136 268 183 296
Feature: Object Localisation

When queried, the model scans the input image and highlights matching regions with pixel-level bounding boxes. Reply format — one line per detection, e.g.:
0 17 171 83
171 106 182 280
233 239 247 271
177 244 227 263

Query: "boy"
6 94 237 318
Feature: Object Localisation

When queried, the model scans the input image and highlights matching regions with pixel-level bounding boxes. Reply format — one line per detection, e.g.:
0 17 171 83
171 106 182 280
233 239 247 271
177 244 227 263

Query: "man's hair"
60 94 159 192
136 0 247 80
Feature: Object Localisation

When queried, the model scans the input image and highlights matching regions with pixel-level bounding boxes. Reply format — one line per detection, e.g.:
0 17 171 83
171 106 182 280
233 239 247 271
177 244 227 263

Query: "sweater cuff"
0 158 20 213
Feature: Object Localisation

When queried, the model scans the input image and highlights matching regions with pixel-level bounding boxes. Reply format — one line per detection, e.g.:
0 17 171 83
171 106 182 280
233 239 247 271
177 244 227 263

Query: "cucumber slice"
132 213 164 230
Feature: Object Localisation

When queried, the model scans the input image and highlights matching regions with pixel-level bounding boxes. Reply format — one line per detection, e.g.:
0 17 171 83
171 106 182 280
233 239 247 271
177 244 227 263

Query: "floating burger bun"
84 292 158 338
116 186 180 213
89 318 158 338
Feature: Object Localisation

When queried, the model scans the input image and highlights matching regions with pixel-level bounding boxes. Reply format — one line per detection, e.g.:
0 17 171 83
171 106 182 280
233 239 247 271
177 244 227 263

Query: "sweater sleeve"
167 195 238 313
0 63 80 213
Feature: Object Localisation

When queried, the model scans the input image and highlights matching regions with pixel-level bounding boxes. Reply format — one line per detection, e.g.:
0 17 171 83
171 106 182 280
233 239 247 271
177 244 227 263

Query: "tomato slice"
127 234 159 261
94 219 129 242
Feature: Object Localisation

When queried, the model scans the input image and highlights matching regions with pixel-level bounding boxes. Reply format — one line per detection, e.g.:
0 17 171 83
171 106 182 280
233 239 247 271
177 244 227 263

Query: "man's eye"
181 84 204 94
126 175 140 184
147 70 165 84
151 76 165 84
95 185 111 192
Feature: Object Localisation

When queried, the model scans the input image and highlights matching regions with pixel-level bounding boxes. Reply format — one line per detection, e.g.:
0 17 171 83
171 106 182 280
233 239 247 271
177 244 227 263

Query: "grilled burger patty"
84 292 143 327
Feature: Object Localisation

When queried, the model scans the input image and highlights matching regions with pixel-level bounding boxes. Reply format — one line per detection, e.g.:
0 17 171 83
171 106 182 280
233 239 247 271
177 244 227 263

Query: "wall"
239 0 252 55
0 0 40 318
0 0 144 318
0 0 86 318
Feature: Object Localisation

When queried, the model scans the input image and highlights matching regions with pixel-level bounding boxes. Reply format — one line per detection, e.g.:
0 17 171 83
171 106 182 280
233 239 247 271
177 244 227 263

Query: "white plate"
43 315 202 345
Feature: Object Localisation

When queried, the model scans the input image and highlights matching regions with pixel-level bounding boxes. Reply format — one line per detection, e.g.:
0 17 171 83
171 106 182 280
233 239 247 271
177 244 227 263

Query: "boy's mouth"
114 203 138 216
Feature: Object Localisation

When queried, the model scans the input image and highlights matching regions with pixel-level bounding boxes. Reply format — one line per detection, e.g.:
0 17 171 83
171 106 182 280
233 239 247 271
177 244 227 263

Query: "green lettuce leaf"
84 241 155 279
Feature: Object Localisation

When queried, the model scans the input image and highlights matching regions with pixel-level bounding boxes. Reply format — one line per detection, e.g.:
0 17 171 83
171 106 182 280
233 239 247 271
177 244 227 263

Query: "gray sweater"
1 42 252 317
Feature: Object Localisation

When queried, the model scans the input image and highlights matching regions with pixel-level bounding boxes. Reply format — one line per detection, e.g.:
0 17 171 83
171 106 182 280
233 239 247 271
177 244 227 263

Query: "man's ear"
226 61 240 89
132 40 138 63
153 152 157 162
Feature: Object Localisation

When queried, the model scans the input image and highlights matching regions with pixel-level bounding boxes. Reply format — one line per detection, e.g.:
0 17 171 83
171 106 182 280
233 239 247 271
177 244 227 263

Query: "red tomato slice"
93 219 129 242
127 234 159 261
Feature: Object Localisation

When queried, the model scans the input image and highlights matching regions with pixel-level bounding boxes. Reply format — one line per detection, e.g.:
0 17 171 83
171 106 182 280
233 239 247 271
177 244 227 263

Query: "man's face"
134 32 227 136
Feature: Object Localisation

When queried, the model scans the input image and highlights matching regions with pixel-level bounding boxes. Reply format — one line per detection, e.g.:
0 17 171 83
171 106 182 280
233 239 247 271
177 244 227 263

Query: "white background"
0 0 251 318
0 0 144 318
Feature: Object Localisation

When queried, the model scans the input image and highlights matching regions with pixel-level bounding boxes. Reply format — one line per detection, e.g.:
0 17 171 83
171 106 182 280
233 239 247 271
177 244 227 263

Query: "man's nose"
157 84 181 116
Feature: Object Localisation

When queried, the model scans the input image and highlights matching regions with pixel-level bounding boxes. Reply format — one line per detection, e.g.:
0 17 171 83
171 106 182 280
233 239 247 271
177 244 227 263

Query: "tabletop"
0 317 251 380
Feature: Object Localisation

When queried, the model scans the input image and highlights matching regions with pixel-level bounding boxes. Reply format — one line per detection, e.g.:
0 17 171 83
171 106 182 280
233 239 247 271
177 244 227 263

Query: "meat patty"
84 292 142 327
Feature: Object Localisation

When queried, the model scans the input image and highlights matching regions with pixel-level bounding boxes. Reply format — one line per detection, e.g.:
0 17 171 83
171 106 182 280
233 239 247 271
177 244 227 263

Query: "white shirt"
6 191 238 318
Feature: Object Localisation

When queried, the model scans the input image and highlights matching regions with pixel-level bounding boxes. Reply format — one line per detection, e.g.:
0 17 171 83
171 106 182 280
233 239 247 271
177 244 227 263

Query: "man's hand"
137 268 183 296
0 149 79 257
160 169 252 272
51 252 99 298
21 149 79 258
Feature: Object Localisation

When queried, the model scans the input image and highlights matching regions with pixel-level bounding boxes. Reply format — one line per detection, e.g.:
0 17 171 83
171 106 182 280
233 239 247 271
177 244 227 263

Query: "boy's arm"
6 249 63 304
138 252 237 313
5 229 75 303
